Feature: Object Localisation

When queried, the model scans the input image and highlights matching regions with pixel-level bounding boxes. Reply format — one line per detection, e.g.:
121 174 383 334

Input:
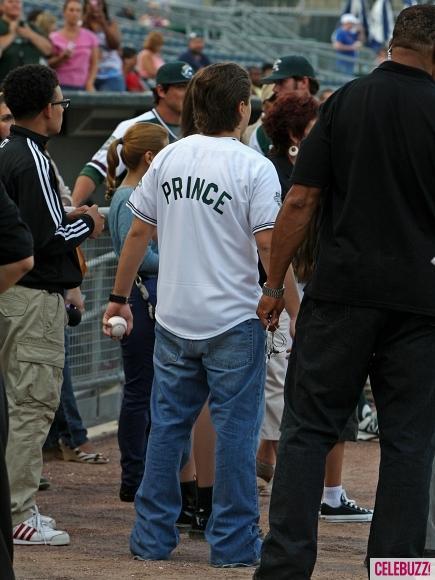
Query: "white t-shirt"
128 134 281 340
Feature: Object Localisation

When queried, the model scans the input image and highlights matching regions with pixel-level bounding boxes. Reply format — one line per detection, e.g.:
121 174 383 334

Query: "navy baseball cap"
156 61 194 85
261 55 316 84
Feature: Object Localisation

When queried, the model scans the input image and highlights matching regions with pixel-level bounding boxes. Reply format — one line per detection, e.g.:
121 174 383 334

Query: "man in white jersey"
103 63 282 567
71 61 193 206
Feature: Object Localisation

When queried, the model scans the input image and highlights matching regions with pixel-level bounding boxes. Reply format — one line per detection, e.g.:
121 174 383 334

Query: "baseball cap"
261 55 316 84
341 13 359 25
156 61 194 85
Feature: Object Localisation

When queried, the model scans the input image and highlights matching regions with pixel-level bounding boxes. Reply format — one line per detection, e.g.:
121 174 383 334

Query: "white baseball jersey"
128 134 281 340
84 108 179 183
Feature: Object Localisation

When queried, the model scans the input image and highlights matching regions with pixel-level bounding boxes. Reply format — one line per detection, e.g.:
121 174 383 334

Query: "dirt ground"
14 436 379 580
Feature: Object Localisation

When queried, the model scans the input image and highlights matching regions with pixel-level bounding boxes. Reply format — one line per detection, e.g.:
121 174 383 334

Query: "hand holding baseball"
102 303 133 338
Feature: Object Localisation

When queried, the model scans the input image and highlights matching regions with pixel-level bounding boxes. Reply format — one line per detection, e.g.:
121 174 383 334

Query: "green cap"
261 55 316 84
156 61 194 85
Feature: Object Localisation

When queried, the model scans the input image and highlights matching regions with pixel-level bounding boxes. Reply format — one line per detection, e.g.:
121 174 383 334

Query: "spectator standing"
102 63 282 566
255 5 435 578
0 0 52 83
122 47 146 92
0 185 33 580
72 61 193 206
261 62 273 79
137 30 165 88
0 64 104 546
178 32 210 72
248 65 262 97
83 0 124 91
333 13 362 76
49 0 99 92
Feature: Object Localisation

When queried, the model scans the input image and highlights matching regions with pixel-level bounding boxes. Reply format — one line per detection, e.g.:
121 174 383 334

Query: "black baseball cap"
261 55 316 84
156 61 194 86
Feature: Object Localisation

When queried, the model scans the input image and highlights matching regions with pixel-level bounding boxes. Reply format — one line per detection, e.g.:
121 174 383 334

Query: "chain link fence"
68 218 124 426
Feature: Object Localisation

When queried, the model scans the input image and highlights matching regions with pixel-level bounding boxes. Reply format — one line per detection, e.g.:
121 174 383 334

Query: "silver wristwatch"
262 283 285 299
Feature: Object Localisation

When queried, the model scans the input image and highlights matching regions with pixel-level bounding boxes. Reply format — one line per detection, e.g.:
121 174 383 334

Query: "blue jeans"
130 318 266 566
45 330 88 450
118 279 156 490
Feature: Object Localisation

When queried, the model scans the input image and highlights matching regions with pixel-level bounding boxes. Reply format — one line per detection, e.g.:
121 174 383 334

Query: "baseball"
107 316 127 338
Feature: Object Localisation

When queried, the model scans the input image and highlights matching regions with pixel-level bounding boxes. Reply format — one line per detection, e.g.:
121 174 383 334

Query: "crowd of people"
0 0 213 93
0 3 434 580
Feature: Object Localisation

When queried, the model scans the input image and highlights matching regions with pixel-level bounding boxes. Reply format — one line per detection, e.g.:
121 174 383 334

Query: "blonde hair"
105 122 168 200
35 11 57 36
143 31 164 52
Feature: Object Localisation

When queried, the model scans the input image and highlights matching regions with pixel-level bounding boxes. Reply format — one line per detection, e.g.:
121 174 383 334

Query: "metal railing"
68 223 124 424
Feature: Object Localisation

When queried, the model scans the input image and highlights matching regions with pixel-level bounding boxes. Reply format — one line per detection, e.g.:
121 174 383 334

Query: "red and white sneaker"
31 506 56 529
13 506 69 545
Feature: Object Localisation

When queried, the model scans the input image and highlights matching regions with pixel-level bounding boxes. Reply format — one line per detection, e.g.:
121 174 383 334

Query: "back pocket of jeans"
311 301 349 325
208 320 254 369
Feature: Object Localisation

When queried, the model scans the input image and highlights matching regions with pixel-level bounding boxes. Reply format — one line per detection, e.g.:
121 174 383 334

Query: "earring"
289 145 299 157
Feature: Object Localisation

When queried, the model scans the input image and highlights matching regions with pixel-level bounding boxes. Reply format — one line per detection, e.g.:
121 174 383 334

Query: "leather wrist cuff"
109 293 129 304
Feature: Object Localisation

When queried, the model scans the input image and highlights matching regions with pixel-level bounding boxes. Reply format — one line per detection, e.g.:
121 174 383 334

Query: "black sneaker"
176 507 194 532
320 490 373 522
188 508 210 540
176 480 196 532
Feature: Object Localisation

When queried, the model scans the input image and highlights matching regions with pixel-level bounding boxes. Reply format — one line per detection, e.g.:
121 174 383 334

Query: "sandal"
59 441 109 464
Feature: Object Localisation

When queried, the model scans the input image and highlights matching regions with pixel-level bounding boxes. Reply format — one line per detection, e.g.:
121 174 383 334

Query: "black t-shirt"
270 154 294 203
0 181 33 266
292 61 435 316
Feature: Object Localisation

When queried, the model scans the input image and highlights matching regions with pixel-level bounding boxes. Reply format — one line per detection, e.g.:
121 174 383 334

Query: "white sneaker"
358 408 379 441
13 506 69 545
31 506 56 529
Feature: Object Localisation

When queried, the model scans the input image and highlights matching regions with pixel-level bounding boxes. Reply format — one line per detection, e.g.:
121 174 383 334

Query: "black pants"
255 297 435 580
118 280 156 490
0 375 15 580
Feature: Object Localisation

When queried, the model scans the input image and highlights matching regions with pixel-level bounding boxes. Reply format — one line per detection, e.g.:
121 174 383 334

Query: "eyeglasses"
0 114 13 122
266 328 288 360
50 99 71 110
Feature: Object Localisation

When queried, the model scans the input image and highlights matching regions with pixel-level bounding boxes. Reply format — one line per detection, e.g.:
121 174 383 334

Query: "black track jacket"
0 126 94 292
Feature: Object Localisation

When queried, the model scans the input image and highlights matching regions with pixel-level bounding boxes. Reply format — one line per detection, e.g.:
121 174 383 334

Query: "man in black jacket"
0 64 104 547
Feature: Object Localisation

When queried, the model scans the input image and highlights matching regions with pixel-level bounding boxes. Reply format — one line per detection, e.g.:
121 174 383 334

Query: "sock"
323 485 343 508
180 480 196 512
197 485 213 516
